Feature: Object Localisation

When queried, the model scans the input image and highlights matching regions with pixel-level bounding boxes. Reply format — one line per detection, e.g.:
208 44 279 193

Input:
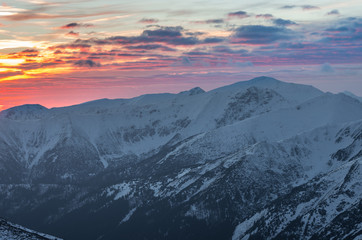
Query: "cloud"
321 18 362 43
16 48 39 57
234 61 254 67
228 11 249 18
185 31 205 36
76 26 226 46
185 51 209 56
320 63 334 73
281 5 296 9
325 26 349 32
125 44 175 51
21 49 39 53
302 5 319 10
60 22 93 29
203 37 224 44
280 5 319 10
142 26 183 37
74 59 100 67
255 14 274 19
206 19 224 24
66 31 79 37
327 10 340 15
138 18 159 24
17 0 64 7
2 9 121 21
49 43 91 50
3 12 60 21
212 45 248 54
278 42 306 49
61 23 80 29
231 25 295 44
0 71 23 79
192 19 224 24
273 18 297 26
181 56 192 66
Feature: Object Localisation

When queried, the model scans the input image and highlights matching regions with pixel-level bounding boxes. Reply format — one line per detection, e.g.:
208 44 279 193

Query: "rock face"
0 77 361 240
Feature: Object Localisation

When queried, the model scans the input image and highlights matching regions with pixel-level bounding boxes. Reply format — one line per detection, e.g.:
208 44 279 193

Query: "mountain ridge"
0 76 321 114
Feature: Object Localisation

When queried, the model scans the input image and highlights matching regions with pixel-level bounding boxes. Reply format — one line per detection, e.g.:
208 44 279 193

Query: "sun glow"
0 68 20 72
25 66 73 75
0 58 25 66
0 40 37 50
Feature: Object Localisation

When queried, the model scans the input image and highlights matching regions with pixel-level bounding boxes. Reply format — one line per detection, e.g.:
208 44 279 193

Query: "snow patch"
105 182 134 200
232 210 267 240
120 207 137 224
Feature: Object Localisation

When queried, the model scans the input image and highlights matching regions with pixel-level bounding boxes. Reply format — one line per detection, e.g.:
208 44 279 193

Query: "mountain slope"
232 157 362 240
0 218 61 240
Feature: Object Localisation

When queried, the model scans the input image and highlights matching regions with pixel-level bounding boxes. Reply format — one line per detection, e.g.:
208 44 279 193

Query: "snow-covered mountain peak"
179 87 205 96
211 76 323 104
0 104 48 120
248 76 281 84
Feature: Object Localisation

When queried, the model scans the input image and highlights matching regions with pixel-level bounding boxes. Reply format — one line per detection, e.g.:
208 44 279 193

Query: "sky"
0 0 361 110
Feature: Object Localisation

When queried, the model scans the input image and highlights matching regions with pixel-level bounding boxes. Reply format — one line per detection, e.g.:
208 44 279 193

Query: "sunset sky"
0 0 361 110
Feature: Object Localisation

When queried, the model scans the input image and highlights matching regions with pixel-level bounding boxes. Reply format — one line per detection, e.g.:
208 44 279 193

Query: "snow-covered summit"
179 87 205 96
214 76 323 103
247 76 281 84
0 104 48 120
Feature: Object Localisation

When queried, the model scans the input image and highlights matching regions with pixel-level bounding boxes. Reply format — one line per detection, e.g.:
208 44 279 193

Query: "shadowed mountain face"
0 77 361 240
0 218 61 240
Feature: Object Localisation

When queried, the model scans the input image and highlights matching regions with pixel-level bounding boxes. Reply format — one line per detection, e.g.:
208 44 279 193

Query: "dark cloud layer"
273 18 297 26
228 11 249 18
281 5 319 10
278 42 307 49
49 43 91 50
66 31 79 37
232 25 295 44
256 14 274 19
212 45 249 54
74 59 100 67
321 18 362 43
138 18 159 24
60 22 93 29
192 19 224 24
125 44 175 51
74 26 225 46
327 10 340 15
21 49 39 53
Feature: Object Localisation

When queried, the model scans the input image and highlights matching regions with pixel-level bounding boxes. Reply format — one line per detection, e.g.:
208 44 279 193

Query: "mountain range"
0 76 361 239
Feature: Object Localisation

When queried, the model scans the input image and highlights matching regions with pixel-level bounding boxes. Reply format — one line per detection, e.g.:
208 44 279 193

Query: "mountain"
0 218 62 240
343 91 362 102
0 76 361 240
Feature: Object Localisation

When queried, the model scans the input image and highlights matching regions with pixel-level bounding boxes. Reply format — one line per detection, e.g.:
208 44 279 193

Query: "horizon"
1 75 361 111
0 0 361 110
